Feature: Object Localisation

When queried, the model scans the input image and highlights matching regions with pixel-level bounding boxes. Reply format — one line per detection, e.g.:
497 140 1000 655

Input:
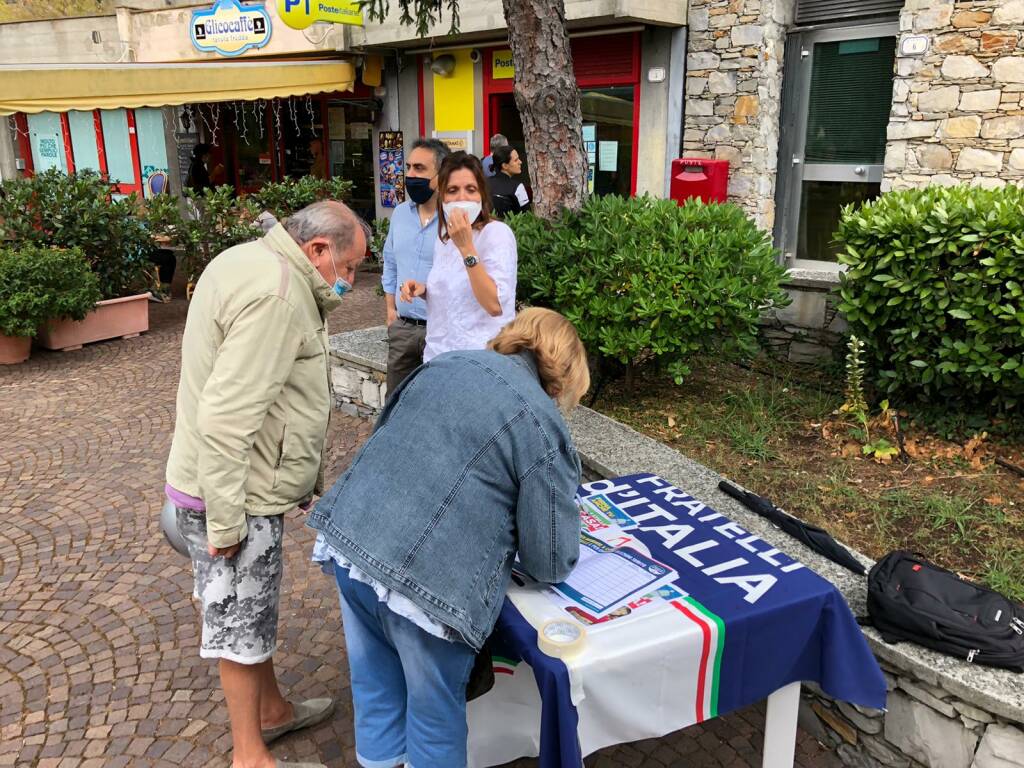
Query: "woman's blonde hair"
488 308 590 411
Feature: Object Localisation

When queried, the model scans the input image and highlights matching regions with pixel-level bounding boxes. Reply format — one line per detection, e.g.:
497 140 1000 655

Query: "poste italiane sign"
276 0 363 29
492 49 514 80
191 0 272 57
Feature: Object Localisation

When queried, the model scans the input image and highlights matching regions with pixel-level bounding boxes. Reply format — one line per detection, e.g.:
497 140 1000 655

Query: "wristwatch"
463 254 479 268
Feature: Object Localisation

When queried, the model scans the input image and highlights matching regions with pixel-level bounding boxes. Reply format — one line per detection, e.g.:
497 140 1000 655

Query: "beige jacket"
166 224 342 548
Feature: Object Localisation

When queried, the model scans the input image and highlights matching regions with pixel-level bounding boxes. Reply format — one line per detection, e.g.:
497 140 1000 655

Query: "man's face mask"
406 176 435 205
329 248 351 298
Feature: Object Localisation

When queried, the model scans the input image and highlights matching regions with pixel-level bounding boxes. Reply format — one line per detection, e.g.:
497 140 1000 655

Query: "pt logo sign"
191 0 272 57
276 0 363 29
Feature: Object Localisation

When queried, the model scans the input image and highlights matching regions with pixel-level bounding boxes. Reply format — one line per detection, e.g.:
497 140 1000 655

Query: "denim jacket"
308 349 581 649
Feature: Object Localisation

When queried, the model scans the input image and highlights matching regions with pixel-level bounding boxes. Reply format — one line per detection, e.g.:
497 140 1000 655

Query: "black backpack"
864 551 1024 672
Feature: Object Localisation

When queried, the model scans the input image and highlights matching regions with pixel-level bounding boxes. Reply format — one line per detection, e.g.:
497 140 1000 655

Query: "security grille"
796 0 903 25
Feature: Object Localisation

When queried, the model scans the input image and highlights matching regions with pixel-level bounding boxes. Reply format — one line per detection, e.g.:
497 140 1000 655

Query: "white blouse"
423 220 518 362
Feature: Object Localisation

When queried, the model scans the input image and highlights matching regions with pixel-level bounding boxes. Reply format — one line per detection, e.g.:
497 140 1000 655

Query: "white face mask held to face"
443 200 483 226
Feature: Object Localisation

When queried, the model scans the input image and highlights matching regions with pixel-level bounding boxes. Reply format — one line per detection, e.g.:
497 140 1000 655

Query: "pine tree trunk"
501 0 587 219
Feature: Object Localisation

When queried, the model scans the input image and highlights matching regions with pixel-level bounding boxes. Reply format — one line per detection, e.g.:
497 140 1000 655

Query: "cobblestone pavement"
0 269 840 768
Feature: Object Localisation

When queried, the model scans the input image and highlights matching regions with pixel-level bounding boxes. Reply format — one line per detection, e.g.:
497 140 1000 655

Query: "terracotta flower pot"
37 293 151 352
0 334 31 364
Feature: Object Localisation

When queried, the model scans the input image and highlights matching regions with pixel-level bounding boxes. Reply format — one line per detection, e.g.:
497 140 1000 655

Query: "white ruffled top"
312 533 460 642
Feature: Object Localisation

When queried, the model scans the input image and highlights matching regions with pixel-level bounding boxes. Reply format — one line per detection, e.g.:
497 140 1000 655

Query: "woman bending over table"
399 151 517 363
309 308 589 768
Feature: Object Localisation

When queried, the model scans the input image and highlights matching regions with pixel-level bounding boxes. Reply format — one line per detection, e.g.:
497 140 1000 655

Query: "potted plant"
0 169 154 351
0 245 101 364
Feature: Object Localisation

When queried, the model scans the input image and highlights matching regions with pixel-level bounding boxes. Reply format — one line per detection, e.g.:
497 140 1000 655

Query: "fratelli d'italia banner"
467 474 887 768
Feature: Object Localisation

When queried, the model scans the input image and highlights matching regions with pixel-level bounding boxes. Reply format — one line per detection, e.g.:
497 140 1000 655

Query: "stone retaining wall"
759 270 846 363
884 0 1024 190
328 327 1024 768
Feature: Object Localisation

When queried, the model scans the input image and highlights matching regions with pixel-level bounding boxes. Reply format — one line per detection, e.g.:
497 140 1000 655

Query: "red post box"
670 158 729 205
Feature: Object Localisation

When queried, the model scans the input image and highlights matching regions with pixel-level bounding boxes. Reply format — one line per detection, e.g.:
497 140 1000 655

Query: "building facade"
2 0 1022 260
683 0 1024 273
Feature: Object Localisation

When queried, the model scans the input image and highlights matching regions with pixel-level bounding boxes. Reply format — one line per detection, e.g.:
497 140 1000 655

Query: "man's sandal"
263 698 336 744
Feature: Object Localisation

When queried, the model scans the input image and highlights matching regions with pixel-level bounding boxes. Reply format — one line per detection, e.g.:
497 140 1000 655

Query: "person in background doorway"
486 145 530 218
309 138 326 179
400 152 517 363
481 133 508 177
186 143 212 192
165 201 367 768
309 307 589 768
380 138 450 393
186 143 223 193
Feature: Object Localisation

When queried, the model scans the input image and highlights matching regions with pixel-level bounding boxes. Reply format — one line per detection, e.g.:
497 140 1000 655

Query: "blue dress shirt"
380 200 438 321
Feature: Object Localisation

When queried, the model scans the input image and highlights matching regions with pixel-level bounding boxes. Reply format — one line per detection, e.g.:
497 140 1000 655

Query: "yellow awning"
0 59 355 115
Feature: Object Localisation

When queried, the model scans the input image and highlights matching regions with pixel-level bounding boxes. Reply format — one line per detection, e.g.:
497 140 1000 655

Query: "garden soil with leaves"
594 359 1024 602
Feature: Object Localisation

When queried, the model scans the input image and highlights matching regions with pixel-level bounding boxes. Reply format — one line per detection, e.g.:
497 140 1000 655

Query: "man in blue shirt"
482 133 508 177
381 138 450 393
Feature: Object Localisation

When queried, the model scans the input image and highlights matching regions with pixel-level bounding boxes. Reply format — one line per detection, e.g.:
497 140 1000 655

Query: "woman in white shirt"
400 151 517 362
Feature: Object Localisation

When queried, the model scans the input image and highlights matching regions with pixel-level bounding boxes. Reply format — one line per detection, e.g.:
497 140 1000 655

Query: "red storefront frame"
16 108 145 197
481 31 642 195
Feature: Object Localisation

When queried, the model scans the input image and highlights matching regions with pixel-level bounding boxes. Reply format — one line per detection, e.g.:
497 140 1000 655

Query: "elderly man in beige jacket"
165 201 366 768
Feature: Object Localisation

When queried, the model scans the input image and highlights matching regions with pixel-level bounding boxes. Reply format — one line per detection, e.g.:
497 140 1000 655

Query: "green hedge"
0 246 101 338
835 185 1024 414
0 169 151 300
508 195 789 384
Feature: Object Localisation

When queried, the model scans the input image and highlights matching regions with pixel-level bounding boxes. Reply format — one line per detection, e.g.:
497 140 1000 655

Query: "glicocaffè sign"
191 0 272 57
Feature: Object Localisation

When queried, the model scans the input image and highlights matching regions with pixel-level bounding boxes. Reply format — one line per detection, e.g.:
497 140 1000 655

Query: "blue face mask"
330 251 351 298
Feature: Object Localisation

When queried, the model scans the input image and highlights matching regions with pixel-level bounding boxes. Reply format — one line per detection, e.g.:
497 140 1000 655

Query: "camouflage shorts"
176 509 284 665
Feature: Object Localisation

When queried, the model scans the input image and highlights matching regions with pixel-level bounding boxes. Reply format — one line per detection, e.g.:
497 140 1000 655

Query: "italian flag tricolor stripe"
493 655 520 676
670 597 724 723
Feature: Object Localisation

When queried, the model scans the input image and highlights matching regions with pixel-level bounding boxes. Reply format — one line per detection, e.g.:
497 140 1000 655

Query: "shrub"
145 176 353 292
0 169 151 300
369 217 390 262
508 195 789 384
146 186 261 293
249 176 353 219
0 246 101 338
835 185 1024 414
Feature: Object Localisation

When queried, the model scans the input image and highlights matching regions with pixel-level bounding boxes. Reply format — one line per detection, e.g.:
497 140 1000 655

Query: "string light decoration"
210 102 221 146
197 105 215 143
305 95 316 134
288 98 300 136
256 99 266 139
272 99 283 143
7 115 29 140
238 101 250 146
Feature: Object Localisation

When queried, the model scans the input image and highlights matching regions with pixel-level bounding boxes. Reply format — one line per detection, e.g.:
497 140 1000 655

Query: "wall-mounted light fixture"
430 54 457 77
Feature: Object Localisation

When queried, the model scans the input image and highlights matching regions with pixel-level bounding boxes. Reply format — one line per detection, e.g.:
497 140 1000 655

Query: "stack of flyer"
532 494 683 630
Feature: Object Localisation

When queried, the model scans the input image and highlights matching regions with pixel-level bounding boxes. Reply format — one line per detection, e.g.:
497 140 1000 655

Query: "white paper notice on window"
598 141 618 172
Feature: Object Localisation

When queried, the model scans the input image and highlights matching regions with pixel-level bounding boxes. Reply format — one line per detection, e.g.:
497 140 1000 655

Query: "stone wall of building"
885 0 1024 190
683 0 793 230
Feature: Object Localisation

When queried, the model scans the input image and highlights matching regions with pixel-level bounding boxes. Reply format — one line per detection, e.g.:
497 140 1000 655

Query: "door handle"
854 166 866 175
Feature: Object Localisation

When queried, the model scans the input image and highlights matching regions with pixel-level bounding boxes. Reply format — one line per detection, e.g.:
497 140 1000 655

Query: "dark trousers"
386 320 427 396
148 248 176 284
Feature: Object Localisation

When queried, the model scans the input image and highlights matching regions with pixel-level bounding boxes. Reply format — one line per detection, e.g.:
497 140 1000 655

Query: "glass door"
775 23 898 268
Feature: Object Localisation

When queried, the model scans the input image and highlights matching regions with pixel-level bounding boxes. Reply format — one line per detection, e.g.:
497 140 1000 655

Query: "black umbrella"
718 479 867 576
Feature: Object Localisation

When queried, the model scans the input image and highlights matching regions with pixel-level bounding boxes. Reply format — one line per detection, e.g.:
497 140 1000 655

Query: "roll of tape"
538 619 586 659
